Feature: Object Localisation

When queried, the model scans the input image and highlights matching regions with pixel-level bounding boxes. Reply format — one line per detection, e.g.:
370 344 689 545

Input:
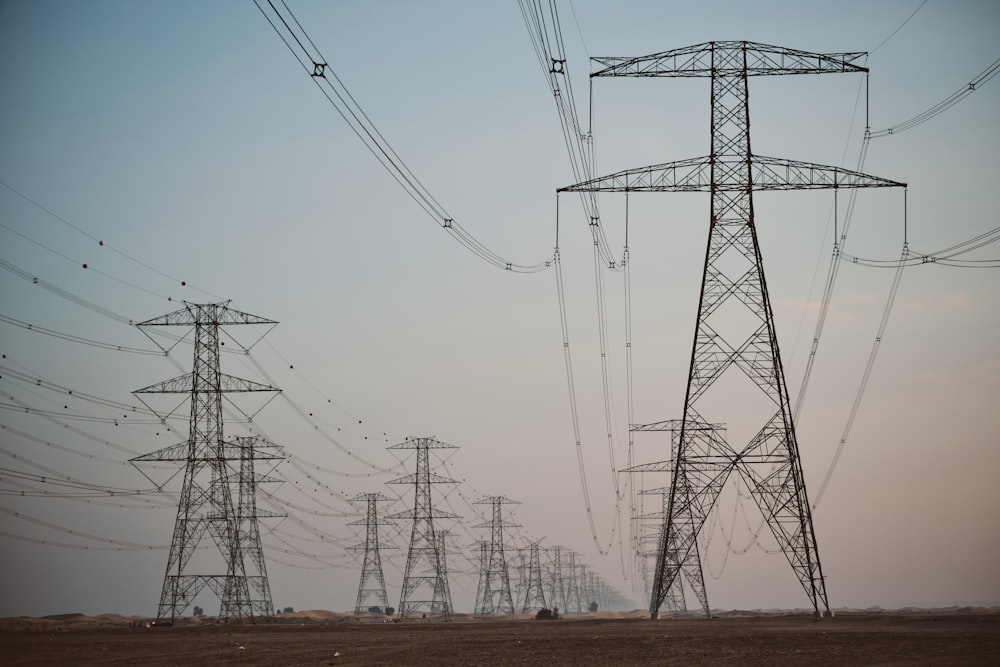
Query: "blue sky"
1 0 997 616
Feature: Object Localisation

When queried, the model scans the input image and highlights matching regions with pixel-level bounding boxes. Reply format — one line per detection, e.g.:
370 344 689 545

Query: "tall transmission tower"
386 437 459 619
473 495 518 615
350 492 395 615
521 541 547 612
561 41 906 619
130 301 281 623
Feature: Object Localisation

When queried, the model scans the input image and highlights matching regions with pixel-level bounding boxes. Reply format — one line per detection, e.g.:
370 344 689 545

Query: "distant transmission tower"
130 301 281 623
547 546 567 614
626 419 711 616
226 435 281 620
350 492 394 615
637 487 692 614
386 437 458 619
433 530 454 616
561 41 906 619
514 550 527 609
521 541 547 612
577 564 592 610
473 495 518 615
473 540 489 614
565 551 582 613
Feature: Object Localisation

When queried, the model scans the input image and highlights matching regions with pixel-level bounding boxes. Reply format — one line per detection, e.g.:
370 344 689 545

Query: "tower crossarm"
630 419 686 432
134 372 278 394
136 301 278 328
473 519 521 530
559 155 906 193
591 41 867 78
622 460 672 473
387 436 458 451
386 508 461 520
386 472 458 486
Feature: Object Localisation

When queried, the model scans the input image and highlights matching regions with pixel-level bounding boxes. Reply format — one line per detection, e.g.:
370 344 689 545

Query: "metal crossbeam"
558 155 905 193
591 41 867 78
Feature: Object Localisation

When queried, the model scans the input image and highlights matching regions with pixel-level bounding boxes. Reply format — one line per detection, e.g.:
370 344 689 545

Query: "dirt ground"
2 610 998 666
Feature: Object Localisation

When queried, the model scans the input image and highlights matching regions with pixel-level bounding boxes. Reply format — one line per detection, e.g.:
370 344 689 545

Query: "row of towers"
131 314 617 622
133 40 905 623
355 449 623 617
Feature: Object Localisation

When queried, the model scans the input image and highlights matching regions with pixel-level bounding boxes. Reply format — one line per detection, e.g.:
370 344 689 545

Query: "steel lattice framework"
626 420 717 617
565 551 582 613
473 540 489 614
386 437 458 619
560 41 906 619
433 531 454 616
547 545 568 615
473 496 519 616
130 302 281 623
350 492 395 615
520 541 548 613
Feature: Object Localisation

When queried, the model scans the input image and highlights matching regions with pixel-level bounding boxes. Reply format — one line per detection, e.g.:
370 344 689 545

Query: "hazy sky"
1 1 997 617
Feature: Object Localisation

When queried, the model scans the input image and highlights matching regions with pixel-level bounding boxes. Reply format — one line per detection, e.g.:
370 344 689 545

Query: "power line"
869 0 927 55
0 220 173 302
0 315 162 355
0 505 167 550
253 0 553 274
870 56 1000 138
0 178 221 300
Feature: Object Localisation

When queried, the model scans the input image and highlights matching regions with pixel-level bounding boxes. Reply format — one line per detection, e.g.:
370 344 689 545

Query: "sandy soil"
2 609 998 666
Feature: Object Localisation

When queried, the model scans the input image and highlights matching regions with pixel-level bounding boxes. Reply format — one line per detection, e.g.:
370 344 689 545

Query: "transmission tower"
561 41 906 619
521 541 547 612
577 564 592 610
565 551 582 613
386 436 458 619
350 492 395 615
547 546 567 614
227 435 281 620
636 487 691 614
473 540 489 615
432 530 454 616
626 419 712 616
130 301 281 623
514 550 527 609
473 495 518 615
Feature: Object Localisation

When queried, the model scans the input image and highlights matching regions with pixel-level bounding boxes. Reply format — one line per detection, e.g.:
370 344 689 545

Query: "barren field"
2 610 998 666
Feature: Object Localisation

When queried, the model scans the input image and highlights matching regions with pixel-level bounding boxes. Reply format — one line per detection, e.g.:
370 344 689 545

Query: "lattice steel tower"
626 419 712 616
473 495 518 615
473 540 489 614
561 42 906 619
350 492 394 615
520 541 547 612
386 437 458 619
547 545 567 614
433 530 454 615
565 551 582 613
130 301 281 622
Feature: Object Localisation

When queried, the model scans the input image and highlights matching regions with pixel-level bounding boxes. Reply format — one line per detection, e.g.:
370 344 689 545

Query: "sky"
1 0 998 617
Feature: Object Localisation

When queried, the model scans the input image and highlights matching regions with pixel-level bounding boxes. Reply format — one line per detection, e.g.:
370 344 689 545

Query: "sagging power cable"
253 0 553 273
